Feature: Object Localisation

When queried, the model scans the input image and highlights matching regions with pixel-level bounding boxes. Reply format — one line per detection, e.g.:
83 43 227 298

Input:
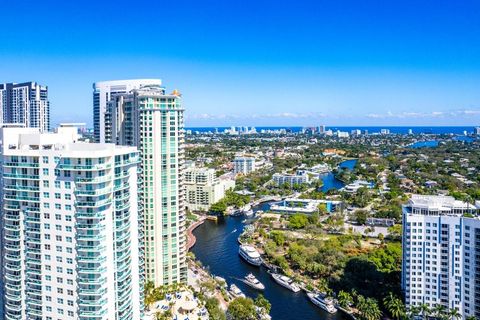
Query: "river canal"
191 160 356 320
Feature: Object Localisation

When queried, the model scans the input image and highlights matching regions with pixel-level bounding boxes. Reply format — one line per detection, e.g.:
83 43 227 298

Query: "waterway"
191 160 357 319
320 159 357 193
192 213 350 320
408 140 439 148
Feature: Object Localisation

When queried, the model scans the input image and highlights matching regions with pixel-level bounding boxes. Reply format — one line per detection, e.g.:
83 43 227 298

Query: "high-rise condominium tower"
0 124 143 320
103 83 187 286
93 79 162 143
402 195 480 318
0 82 50 132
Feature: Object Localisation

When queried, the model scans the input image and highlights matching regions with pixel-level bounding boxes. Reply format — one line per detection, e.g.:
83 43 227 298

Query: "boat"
307 292 337 314
244 209 254 217
230 209 243 216
238 245 262 266
214 276 227 287
255 306 272 320
270 273 301 292
242 273 265 290
229 284 245 298
242 203 252 212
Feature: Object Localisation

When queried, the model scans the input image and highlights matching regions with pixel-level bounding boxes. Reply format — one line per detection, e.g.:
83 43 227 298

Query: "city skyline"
1 1 480 127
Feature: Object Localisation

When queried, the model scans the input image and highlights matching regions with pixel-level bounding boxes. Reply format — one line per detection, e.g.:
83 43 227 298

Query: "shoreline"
187 216 207 250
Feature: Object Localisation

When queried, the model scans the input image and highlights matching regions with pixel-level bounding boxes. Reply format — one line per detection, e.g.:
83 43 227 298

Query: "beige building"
185 163 235 211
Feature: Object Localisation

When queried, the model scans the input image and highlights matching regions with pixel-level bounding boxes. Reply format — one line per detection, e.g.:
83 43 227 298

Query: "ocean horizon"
186 126 479 135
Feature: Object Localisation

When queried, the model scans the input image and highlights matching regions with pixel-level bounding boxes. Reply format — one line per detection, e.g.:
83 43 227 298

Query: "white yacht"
239 245 262 266
307 292 337 314
271 273 301 292
244 209 254 217
242 273 265 290
242 204 252 212
229 284 245 298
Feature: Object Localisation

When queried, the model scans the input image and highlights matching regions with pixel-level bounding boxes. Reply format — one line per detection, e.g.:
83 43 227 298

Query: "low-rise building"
272 172 310 186
185 163 235 211
340 180 373 193
269 198 343 214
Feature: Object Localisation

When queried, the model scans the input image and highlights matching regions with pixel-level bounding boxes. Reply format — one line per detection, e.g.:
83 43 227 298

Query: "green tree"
432 305 447 319
288 213 309 229
254 294 271 314
337 290 353 309
367 242 402 273
383 292 405 320
144 281 156 310
419 303 431 319
387 224 402 240
308 211 320 225
356 296 382 320
210 201 227 214
205 297 226 320
354 210 368 225
270 231 286 246
227 297 257 320
448 308 461 320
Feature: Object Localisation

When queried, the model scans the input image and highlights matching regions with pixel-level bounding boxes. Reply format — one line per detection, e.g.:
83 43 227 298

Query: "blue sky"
1 0 480 127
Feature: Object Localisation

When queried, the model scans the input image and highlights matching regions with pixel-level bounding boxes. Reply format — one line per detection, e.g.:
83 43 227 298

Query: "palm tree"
144 281 156 310
338 290 353 310
383 292 405 320
447 308 461 320
432 304 447 319
419 303 431 319
406 305 421 320
357 295 382 320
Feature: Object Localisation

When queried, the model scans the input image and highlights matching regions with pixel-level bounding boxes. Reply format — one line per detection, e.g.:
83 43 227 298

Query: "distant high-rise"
402 195 480 318
93 79 162 143
0 124 143 320
104 83 187 286
475 127 480 135
318 125 326 134
0 82 50 132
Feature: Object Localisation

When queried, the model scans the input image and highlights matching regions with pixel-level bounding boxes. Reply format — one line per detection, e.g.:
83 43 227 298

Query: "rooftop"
406 195 480 212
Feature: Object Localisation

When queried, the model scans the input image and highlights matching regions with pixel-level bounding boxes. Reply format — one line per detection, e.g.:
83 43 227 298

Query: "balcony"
58 163 112 171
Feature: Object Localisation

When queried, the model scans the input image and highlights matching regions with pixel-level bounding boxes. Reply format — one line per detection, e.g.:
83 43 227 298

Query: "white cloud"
366 109 480 119
186 111 327 120
186 108 480 123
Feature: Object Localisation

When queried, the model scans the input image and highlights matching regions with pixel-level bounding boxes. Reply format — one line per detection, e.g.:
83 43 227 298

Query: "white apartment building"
0 124 143 320
0 82 50 132
272 173 309 186
185 163 235 212
93 79 162 143
104 83 187 286
234 156 256 175
402 195 480 318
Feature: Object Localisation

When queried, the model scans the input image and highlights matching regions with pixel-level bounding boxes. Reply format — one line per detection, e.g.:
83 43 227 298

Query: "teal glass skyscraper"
103 82 187 286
